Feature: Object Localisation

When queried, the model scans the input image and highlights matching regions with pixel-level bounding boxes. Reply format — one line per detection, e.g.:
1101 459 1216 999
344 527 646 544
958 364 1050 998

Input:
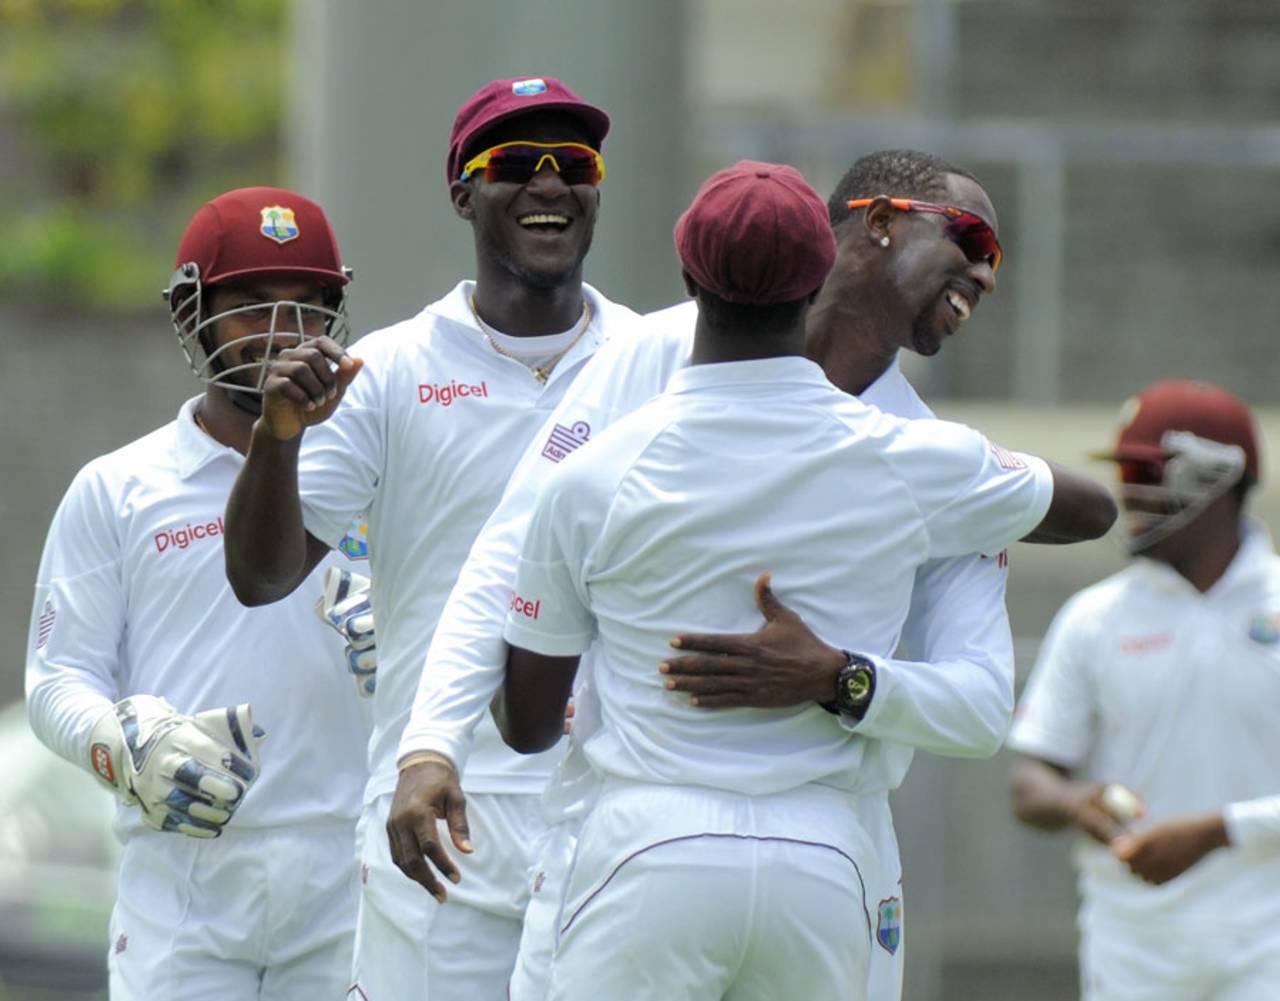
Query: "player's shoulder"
1051 568 1139 632
56 421 179 524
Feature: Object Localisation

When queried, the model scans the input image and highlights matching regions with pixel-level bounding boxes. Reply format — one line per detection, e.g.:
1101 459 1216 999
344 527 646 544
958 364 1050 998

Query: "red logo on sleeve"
510 593 541 620
90 743 116 783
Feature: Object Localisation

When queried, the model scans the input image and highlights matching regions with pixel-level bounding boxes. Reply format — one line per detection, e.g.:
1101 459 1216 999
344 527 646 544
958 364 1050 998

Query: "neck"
690 318 807 366
196 388 257 455
1152 507 1243 593
803 269 899 395
471 266 586 336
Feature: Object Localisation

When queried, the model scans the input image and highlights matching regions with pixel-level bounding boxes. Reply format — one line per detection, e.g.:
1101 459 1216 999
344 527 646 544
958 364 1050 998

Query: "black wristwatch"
821 651 877 721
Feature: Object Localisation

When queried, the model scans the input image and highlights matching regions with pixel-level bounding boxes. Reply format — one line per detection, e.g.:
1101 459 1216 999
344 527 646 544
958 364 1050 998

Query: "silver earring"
879 236 890 248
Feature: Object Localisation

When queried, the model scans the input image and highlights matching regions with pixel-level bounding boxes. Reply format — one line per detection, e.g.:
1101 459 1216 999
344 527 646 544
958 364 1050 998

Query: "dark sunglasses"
459 141 606 186
846 197 1002 272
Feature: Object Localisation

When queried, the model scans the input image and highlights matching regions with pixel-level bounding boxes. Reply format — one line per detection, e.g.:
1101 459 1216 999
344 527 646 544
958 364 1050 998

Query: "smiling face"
200 277 331 392
452 110 602 292
888 172 1000 357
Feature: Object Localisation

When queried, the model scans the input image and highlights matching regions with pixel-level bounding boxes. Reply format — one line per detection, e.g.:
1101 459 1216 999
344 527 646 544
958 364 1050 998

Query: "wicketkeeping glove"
87 694 265 838
316 566 377 698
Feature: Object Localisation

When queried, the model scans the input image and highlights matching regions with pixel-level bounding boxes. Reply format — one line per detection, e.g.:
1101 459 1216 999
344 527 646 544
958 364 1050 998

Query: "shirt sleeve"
501 475 597 657
25 468 123 772
886 418 1054 560
1005 592 1098 769
1224 795 1280 850
848 551 1014 758
296 340 386 548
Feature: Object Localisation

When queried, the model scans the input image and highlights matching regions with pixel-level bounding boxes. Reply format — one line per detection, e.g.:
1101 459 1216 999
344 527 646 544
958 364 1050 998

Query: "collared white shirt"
401 301 1018 795
296 280 637 801
504 356 1051 795
1009 519 1280 924
26 398 370 839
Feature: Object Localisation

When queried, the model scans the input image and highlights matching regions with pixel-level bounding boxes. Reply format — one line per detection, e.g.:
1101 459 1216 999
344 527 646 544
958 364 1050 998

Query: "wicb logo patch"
876 896 902 955
259 205 300 244
338 515 370 561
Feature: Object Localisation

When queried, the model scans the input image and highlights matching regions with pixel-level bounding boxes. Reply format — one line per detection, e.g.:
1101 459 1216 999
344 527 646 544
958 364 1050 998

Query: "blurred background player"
392 149 1115 1001
492 159 1080 1000
223 76 638 1000
24 186 370 999
1009 379 1280 1001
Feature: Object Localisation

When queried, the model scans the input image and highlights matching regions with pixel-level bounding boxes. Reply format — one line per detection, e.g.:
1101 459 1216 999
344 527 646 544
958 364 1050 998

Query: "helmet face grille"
1118 431 1247 553
167 262 351 394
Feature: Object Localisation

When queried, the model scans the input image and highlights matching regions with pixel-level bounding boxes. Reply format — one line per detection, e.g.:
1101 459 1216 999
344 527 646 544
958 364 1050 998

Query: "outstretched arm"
224 336 361 605
1023 460 1117 543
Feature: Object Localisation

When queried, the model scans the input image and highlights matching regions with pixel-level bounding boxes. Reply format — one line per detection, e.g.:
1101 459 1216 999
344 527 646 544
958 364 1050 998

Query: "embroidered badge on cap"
876 896 902 955
260 205 300 245
512 78 548 96
1248 613 1280 645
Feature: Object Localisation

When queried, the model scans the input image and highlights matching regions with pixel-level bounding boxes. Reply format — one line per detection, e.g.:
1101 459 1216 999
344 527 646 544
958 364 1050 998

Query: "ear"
862 195 897 246
450 180 475 221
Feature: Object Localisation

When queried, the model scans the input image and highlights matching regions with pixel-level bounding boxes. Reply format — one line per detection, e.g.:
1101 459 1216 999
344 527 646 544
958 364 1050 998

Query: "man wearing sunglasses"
1011 380 1280 1001
222 77 639 1000
392 149 1115 1000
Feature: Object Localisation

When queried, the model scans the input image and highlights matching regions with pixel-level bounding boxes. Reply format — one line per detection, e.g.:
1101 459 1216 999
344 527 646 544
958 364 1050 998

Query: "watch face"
843 668 872 705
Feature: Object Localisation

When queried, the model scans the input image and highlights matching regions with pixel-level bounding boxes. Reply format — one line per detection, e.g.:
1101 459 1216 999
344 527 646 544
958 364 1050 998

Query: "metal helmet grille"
1118 430 1247 553
167 262 352 394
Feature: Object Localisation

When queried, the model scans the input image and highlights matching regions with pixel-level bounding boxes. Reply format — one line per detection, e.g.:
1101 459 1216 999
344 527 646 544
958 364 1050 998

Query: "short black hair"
827 149 978 229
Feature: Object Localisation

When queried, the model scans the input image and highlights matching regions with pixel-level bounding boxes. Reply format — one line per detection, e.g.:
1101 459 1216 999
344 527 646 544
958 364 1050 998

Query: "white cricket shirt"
504 356 1052 795
26 398 370 839
295 280 636 802
1009 520 1280 926
401 301 1018 794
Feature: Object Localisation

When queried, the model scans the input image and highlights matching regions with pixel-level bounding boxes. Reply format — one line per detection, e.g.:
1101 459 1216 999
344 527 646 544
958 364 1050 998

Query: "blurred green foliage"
0 0 287 309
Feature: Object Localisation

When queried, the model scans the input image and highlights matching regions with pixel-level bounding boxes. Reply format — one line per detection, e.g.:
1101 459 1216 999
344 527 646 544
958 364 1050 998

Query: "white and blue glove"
87 695 264 838
317 567 377 698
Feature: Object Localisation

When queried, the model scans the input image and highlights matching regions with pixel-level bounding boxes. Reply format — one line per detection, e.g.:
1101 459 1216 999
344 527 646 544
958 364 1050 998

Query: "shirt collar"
174 396 241 480
664 355 832 395
1130 517 1275 598
426 279 610 356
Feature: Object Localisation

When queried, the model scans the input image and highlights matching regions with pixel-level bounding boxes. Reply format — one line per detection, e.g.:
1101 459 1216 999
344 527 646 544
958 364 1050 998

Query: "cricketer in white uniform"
397 151 1035 1000
1009 380 1280 1001
25 187 370 999
493 161 1056 1000
222 78 638 1000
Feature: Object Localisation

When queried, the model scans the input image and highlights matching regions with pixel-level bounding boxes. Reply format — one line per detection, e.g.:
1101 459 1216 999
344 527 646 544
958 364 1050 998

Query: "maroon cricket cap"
674 160 837 305
1096 379 1261 481
175 186 349 288
446 76 611 184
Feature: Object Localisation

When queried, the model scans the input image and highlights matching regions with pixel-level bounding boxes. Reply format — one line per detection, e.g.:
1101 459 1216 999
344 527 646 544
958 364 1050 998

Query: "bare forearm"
1023 461 1117 544
224 422 311 605
495 647 578 754
1011 755 1089 831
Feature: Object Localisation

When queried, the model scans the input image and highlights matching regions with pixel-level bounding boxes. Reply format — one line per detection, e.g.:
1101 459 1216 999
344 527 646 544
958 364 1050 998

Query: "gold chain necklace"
194 405 212 436
469 294 592 384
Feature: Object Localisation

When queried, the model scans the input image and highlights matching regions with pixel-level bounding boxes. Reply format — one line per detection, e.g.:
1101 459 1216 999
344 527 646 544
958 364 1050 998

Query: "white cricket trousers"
513 791 903 1001
546 781 873 1001
348 789 545 1000
107 823 358 1000
1080 899 1280 1001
